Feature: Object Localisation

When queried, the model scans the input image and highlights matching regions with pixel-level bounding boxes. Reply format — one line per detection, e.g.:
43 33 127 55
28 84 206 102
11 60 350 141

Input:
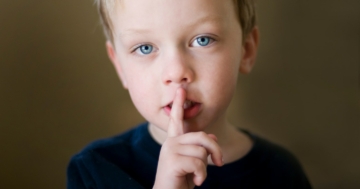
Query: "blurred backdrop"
0 0 359 188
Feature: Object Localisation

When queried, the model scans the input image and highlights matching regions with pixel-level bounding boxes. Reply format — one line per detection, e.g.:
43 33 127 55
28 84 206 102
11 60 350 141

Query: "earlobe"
106 41 128 89
239 26 260 74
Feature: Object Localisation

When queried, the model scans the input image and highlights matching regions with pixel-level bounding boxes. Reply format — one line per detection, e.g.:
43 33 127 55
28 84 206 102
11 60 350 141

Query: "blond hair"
95 0 256 43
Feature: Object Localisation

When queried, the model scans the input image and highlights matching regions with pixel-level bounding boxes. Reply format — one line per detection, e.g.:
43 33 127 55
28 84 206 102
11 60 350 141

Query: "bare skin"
153 88 223 189
105 0 260 187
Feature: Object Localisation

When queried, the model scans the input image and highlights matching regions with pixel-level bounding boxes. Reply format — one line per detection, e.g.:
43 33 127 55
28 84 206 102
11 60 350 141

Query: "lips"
163 99 202 119
168 100 195 110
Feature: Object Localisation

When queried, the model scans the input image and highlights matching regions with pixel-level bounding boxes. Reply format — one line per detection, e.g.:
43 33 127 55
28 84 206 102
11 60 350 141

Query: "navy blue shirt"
67 122 312 188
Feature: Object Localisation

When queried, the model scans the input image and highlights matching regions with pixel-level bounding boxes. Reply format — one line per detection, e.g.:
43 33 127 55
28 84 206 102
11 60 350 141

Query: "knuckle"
197 131 207 138
199 147 207 157
192 158 204 168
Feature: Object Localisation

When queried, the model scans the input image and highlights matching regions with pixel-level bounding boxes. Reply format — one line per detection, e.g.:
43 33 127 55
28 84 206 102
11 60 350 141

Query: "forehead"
111 0 237 37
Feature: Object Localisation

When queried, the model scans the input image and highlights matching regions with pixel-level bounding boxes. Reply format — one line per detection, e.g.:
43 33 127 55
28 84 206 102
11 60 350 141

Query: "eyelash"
191 35 215 47
132 43 153 55
131 35 216 55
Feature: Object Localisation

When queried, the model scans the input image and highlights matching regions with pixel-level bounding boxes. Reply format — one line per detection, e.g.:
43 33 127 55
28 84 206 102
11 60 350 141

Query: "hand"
153 88 223 189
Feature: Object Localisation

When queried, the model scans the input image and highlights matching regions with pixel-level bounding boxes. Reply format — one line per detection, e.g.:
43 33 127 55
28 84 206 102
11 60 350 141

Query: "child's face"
107 0 255 133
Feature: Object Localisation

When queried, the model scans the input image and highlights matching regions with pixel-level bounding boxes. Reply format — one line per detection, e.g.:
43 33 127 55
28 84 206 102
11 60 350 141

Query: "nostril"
165 78 188 84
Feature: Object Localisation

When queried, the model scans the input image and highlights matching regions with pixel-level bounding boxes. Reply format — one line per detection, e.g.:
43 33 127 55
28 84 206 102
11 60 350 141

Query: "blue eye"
196 36 211 46
138 45 153 54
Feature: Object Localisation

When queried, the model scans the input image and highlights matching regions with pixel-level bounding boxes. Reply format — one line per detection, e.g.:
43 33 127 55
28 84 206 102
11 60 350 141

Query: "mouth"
163 99 202 119
167 100 198 110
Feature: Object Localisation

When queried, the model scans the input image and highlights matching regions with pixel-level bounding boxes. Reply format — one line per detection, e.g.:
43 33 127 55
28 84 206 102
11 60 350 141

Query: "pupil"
197 37 209 46
140 45 152 54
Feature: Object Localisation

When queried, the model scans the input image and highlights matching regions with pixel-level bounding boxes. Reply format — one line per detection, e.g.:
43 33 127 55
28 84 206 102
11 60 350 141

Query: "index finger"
167 88 186 138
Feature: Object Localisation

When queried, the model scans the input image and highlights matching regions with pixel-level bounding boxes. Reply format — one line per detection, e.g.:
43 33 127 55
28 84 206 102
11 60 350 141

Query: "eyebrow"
120 28 151 37
188 15 223 28
120 15 222 37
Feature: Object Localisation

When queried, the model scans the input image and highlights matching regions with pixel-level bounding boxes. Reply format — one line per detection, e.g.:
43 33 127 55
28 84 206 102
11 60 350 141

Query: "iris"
139 45 153 54
196 37 210 46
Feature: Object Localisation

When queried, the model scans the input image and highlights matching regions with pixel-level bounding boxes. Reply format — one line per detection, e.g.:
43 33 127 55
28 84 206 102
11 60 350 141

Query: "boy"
67 0 312 188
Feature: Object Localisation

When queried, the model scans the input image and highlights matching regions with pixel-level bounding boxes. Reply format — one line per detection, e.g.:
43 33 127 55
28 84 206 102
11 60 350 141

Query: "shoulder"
246 131 312 188
67 123 149 189
82 123 147 154
69 122 149 166
254 135 301 168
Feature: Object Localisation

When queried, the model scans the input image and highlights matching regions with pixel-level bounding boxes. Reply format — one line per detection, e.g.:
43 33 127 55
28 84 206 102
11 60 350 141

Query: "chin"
182 119 207 133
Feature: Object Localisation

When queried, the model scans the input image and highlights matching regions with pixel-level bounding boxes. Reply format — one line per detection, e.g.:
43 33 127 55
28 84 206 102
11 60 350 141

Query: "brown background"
1 0 359 188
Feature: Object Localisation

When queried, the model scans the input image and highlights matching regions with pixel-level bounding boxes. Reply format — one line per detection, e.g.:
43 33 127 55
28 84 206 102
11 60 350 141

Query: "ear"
239 26 260 74
106 41 128 89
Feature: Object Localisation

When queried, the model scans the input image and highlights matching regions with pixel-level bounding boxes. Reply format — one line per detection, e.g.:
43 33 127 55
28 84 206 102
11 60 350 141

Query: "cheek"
127 78 169 131
205 48 239 83
128 87 149 110
125 70 157 115
124 67 171 129
200 48 240 106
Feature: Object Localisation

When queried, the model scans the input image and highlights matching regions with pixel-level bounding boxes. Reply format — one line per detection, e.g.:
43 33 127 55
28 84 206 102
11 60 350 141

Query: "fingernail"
222 157 225 165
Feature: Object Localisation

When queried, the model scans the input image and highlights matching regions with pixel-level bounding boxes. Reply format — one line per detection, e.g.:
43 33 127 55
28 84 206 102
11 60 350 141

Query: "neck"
148 114 233 145
148 115 253 164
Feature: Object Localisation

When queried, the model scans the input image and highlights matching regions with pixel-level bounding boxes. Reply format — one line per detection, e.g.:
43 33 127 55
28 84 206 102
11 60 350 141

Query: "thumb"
167 88 186 137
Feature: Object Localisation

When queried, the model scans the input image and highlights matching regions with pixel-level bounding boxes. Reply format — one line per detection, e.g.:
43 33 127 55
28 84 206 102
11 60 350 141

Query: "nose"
162 49 194 86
